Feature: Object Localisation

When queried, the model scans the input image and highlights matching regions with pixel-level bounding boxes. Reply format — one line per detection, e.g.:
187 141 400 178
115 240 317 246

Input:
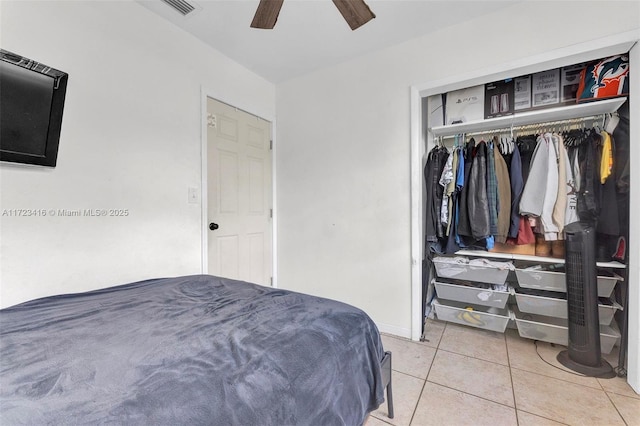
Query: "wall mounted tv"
0 49 68 167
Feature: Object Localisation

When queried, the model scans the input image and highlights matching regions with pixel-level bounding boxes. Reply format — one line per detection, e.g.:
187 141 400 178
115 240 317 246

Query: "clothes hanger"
605 112 620 133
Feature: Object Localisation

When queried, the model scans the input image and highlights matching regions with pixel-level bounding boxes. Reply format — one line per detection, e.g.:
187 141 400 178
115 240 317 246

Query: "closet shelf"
455 249 627 269
429 97 627 137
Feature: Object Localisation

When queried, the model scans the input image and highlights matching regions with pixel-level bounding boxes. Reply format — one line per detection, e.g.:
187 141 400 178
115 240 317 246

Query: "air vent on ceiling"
161 0 196 16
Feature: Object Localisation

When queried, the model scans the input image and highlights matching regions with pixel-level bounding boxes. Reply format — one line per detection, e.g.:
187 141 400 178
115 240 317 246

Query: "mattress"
0 275 386 425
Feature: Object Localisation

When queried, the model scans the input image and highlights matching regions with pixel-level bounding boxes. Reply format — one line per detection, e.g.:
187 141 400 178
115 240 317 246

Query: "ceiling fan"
250 0 376 31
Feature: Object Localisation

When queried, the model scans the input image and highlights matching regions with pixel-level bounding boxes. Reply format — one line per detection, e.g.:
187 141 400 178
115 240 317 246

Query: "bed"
0 274 393 425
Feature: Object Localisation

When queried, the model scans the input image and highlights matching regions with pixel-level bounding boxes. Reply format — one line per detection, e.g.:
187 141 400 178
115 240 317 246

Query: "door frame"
200 86 277 287
410 30 639 390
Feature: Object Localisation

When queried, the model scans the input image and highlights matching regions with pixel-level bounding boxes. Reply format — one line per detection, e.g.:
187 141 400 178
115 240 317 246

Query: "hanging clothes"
520 134 550 217
516 136 537 187
508 143 524 239
444 159 462 255
457 139 476 238
600 130 613 183
446 149 460 235
577 130 600 223
424 146 449 243
516 216 536 245
493 136 512 244
540 133 559 240
440 148 459 236
551 134 568 239
467 141 490 239
486 141 499 236
564 142 580 226
598 163 620 236
597 130 620 237
613 101 630 194
453 145 466 248
612 100 630 262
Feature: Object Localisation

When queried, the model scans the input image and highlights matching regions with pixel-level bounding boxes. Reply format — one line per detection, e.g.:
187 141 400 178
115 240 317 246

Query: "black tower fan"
557 222 615 378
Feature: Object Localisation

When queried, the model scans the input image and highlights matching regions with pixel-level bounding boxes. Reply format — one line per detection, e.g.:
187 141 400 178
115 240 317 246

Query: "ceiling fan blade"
250 0 284 29
331 0 375 30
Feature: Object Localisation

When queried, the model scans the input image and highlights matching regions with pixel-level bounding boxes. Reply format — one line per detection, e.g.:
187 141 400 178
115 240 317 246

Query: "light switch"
188 187 199 204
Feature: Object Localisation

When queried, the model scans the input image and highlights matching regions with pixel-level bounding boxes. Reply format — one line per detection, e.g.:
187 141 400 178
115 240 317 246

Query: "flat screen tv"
0 49 68 167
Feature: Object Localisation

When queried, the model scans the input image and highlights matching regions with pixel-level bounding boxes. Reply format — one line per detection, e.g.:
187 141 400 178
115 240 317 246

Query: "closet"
410 32 639 391
424 93 629 355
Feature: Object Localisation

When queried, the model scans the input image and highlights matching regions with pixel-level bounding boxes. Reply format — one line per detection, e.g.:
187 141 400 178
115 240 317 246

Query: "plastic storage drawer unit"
515 268 620 298
433 257 512 285
435 280 510 309
514 292 621 325
432 299 511 333
513 309 620 354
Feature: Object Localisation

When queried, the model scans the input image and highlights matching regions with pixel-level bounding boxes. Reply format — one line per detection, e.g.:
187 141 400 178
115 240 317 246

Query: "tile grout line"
516 409 572 426
509 365 608 391
425 324 520 415
538 341 607 392
428 326 517 412
390 369 427 382
415 323 519 422
505 331 520 425
396 323 634 425
505 335 608 390
423 379 518 411
406 320 447 425
435 346 510 367
603 389 630 425
507 334 611 424
602 388 640 400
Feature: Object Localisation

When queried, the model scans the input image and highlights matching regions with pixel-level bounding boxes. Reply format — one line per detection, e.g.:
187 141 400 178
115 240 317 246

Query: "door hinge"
270 140 273 150
270 277 273 286
270 208 273 218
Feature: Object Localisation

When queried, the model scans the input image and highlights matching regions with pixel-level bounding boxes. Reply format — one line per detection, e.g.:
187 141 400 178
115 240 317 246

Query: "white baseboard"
376 322 412 340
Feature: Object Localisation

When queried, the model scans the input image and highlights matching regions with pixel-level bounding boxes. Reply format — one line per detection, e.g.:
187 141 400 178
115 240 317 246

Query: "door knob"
209 222 219 231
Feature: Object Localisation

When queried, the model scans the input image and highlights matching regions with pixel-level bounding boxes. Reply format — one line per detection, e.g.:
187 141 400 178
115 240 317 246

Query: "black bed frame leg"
383 351 394 419
386 379 394 419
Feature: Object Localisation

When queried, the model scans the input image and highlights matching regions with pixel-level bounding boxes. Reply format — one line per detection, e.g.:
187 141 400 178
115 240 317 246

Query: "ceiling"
137 0 525 83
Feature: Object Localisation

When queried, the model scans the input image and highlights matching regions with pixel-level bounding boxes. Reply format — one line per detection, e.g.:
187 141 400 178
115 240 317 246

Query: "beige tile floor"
365 319 640 426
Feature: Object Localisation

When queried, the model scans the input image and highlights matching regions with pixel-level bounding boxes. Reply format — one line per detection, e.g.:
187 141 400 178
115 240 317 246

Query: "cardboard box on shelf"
561 63 587 103
532 69 560 108
489 242 536 256
514 75 532 111
445 85 484 125
484 79 515 119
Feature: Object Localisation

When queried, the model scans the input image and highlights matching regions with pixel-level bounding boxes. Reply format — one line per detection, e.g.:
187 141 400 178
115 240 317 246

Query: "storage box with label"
428 94 445 127
514 75 532 111
561 63 587 103
577 54 629 102
445 85 484 125
484 79 515 119
532 69 560 108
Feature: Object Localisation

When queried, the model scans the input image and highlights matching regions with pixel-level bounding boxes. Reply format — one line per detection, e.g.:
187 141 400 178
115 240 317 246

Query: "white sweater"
540 134 559 240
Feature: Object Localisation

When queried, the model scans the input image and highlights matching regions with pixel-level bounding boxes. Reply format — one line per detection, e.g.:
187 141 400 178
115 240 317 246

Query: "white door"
207 98 272 286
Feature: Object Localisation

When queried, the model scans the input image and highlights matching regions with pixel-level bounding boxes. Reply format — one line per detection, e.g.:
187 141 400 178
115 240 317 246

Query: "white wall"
276 1 640 338
0 0 275 308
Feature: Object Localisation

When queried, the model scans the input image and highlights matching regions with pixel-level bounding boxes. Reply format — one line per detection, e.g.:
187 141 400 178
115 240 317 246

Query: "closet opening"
409 30 639 392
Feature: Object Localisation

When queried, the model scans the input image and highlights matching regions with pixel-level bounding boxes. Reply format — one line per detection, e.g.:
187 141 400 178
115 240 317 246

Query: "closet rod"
429 97 626 138
438 113 606 140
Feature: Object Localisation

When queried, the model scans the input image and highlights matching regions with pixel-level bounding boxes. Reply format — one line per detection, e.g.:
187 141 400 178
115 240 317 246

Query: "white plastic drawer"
434 280 510 309
514 291 621 325
515 268 620 298
596 274 622 298
513 309 620 354
432 299 510 333
433 257 511 285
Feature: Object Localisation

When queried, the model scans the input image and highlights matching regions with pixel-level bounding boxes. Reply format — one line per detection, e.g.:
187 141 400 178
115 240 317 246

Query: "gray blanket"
0 275 385 425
